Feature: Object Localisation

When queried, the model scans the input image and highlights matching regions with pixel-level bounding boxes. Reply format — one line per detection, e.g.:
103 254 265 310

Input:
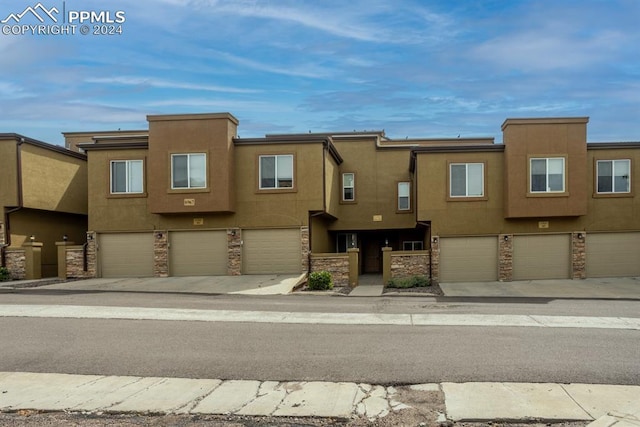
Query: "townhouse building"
0 134 87 278
61 113 640 283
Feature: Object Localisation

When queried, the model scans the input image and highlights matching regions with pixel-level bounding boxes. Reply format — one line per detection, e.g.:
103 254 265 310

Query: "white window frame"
110 160 143 194
530 157 565 193
450 163 484 197
342 173 355 201
171 153 207 190
398 182 411 211
259 154 294 189
596 159 631 194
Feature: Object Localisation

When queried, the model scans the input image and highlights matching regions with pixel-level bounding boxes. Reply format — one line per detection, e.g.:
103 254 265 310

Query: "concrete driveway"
33 274 306 295
439 277 640 299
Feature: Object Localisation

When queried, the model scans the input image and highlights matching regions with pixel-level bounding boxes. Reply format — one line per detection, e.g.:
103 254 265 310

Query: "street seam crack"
559 384 595 420
182 380 223 413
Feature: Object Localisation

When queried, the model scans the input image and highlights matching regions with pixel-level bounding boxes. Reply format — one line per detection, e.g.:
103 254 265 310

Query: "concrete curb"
1 372 638 423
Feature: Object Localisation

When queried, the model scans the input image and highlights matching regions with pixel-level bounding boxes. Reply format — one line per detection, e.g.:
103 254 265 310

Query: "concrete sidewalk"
0 372 638 425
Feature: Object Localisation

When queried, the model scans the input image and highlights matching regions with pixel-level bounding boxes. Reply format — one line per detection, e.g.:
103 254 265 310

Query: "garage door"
243 229 301 274
440 236 498 282
513 234 570 280
169 230 227 276
99 233 154 278
586 232 640 278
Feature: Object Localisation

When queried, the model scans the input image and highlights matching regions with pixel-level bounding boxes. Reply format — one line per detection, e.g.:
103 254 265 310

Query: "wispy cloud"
85 76 261 94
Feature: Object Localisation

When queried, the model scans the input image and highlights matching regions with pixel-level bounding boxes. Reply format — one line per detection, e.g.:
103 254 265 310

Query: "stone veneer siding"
5 249 26 280
0 222 5 245
85 232 97 278
430 237 440 284
65 247 95 278
227 228 242 275
310 254 349 287
572 232 586 279
498 234 513 282
390 251 430 280
301 226 310 273
153 231 168 277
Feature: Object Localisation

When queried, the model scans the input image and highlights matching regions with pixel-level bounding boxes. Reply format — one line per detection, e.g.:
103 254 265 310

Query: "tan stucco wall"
324 152 340 218
20 143 87 215
9 208 87 277
329 139 416 231
0 141 19 207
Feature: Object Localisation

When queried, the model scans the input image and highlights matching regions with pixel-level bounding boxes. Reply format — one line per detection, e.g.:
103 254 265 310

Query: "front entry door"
363 238 381 274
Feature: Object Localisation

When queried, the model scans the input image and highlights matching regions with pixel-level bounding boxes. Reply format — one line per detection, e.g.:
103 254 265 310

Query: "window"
403 241 424 251
260 155 293 189
337 233 357 252
171 153 206 189
450 163 484 197
342 173 355 201
398 182 410 211
597 160 630 193
110 160 143 194
530 158 564 193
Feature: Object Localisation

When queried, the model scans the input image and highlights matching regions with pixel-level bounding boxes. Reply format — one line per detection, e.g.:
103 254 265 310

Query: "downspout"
1 137 25 267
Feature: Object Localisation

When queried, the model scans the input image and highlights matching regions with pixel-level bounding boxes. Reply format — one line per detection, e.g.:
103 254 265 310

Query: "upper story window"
450 163 484 197
597 159 630 194
530 157 564 193
342 173 355 201
398 182 410 211
110 160 143 194
172 153 206 189
260 154 293 189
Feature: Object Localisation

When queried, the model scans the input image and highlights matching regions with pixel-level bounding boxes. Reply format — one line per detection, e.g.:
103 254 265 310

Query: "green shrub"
0 266 10 282
386 275 430 288
308 271 333 290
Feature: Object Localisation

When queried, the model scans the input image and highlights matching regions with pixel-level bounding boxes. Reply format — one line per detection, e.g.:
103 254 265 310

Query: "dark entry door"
363 238 381 273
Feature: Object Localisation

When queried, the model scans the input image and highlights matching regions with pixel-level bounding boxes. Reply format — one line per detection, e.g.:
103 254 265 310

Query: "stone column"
572 232 586 279
347 248 359 287
85 231 98 278
5 249 26 280
301 226 310 273
430 236 440 284
153 231 168 277
498 234 513 282
227 228 242 275
0 222 5 245
22 240 43 280
56 240 75 279
382 247 392 285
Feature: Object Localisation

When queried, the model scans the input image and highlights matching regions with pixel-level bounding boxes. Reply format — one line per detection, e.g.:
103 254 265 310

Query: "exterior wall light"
432 237 438 243
503 235 509 241
156 232 163 239
29 235 35 242
577 233 584 239
63 234 68 242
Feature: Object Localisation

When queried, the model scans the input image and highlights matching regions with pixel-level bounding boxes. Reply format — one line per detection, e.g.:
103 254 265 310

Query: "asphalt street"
0 316 637 385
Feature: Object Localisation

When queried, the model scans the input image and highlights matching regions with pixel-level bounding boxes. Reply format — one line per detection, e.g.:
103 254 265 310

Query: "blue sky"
1 0 639 145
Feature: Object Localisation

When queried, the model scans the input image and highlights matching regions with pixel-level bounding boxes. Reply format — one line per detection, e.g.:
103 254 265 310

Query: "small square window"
110 160 143 194
402 241 423 251
597 159 630 193
260 155 293 189
172 153 206 189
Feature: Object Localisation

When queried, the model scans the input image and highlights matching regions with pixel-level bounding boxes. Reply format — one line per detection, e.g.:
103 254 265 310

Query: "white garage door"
440 236 498 282
243 229 301 274
99 233 154 278
169 230 227 276
513 234 570 280
586 232 640 278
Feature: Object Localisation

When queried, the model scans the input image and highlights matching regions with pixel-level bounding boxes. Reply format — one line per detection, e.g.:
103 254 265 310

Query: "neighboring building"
0 134 88 277
63 113 640 282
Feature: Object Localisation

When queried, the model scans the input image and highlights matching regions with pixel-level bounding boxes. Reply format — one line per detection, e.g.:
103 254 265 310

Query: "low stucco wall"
310 253 349 287
390 251 430 280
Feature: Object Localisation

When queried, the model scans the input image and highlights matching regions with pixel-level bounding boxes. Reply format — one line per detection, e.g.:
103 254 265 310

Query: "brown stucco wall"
0 141 19 207
147 113 237 214
329 138 416 231
503 118 588 218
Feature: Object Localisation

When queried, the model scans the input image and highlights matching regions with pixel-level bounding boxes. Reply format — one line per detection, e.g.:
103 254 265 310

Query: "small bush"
0 266 10 282
386 275 430 288
308 271 333 290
